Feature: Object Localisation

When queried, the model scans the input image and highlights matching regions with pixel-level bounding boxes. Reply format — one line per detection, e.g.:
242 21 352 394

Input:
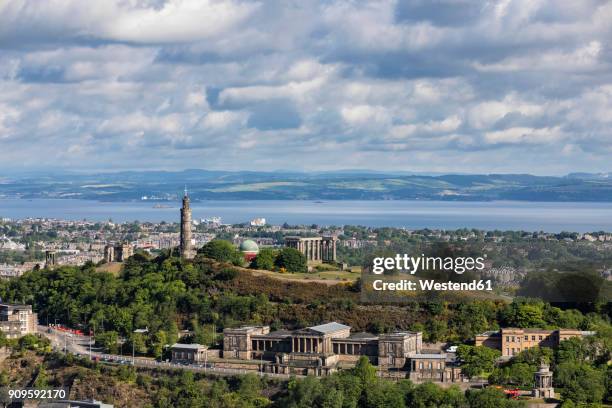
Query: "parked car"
445 345 458 353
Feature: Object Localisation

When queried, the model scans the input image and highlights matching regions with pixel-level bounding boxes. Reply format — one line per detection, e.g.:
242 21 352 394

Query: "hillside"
2 170 612 201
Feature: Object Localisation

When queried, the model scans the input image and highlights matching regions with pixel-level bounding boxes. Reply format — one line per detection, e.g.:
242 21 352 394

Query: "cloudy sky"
1 0 611 175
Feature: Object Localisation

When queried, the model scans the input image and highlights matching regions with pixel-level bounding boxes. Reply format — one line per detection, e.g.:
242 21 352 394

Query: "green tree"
149 330 167 359
95 331 119 354
457 345 500 379
556 362 605 404
410 382 445 408
352 356 376 387
274 248 307 273
199 240 243 265
466 387 524 407
365 379 405 408
250 248 277 271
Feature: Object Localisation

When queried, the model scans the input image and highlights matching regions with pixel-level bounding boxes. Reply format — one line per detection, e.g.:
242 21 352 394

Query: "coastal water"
0 199 611 232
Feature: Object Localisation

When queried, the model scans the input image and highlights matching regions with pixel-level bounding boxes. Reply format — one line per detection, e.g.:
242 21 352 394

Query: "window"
524 335 528 340
532 336 536 341
419 362 424 369
506 336 510 342
428 362 432 369
539 335 543 340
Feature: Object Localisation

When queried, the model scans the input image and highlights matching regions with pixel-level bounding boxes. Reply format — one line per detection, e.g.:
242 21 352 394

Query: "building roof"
171 343 208 350
408 353 447 359
239 240 259 253
348 332 378 340
255 329 293 338
268 329 293 336
379 331 419 338
308 322 350 334
476 330 500 337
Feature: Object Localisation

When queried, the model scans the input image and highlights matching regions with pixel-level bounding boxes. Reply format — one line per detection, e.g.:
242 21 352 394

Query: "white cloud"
0 0 610 173
483 126 563 144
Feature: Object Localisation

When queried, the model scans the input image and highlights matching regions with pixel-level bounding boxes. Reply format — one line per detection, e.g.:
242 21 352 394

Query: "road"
38 326 488 388
38 325 294 379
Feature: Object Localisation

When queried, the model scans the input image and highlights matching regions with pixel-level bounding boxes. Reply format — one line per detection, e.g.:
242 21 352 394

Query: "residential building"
475 327 595 357
0 303 38 339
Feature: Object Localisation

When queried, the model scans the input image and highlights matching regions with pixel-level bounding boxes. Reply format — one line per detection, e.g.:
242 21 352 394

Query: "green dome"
239 240 259 253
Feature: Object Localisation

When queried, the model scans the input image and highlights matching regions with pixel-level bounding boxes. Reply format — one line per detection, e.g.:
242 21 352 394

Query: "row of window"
505 334 547 342
413 361 443 370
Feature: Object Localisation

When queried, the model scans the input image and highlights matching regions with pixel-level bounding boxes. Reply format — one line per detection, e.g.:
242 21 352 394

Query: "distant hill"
1 169 612 201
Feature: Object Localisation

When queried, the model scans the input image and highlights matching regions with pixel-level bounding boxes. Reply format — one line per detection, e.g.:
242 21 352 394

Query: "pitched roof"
308 322 350 334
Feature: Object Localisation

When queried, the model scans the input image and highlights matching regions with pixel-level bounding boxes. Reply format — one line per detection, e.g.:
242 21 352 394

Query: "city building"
180 190 195 259
239 240 259 262
407 353 461 383
250 218 266 227
284 236 337 264
103 243 133 263
222 322 457 381
475 328 595 357
171 343 209 363
0 303 38 339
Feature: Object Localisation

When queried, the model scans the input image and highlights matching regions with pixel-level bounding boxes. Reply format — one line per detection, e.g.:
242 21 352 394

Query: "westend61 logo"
371 254 486 275
361 253 494 300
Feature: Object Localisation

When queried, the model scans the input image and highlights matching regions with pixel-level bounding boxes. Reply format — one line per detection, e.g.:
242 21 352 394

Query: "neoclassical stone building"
222 321 459 381
475 327 595 357
284 236 338 264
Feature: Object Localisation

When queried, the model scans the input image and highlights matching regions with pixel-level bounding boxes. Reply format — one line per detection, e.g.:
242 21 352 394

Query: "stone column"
332 239 337 261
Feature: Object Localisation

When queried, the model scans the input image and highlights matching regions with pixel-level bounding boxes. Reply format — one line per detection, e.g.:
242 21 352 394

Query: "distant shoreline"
1 198 611 233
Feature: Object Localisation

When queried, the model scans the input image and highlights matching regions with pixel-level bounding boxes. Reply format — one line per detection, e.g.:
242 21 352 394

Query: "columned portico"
284 236 338 264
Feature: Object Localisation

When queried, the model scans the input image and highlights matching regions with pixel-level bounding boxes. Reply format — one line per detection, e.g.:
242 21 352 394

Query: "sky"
0 0 611 175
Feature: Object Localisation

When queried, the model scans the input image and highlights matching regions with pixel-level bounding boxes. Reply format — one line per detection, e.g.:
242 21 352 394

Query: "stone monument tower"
533 361 554 399
180 187 195 259
45 250 56 268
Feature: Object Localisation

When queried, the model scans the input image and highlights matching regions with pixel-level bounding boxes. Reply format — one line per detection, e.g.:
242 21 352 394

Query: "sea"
0 199 611 233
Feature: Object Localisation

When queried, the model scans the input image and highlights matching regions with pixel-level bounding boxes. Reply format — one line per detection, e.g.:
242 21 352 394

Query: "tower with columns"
180 188 195 259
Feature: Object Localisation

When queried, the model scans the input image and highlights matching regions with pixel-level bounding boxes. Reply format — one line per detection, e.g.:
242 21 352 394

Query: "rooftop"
171 343 208 350
308 322 350 334
258 330 292 338
347 332 378 340
407 353 447 359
